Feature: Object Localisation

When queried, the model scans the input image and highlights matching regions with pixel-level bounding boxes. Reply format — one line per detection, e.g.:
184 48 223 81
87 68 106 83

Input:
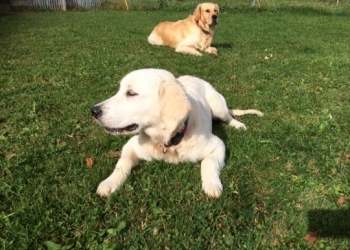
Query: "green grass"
1 6 350 249
105 0 350 13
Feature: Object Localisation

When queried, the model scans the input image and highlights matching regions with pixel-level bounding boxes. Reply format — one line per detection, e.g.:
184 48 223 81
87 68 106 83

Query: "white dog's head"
91 69 191 144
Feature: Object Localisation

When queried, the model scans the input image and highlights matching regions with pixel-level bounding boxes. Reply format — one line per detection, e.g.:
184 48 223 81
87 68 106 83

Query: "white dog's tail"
230 109 264 117
148 32 164 45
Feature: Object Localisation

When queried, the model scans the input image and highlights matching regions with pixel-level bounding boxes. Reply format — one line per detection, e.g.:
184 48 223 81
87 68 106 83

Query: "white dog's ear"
193 4 202 22
159 80 190 135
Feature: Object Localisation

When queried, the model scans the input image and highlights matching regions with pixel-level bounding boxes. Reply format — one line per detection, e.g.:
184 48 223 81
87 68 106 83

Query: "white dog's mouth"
104 124 139 134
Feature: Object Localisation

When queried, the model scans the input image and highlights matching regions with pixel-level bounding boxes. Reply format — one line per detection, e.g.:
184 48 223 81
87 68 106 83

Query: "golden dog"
148 3 219 56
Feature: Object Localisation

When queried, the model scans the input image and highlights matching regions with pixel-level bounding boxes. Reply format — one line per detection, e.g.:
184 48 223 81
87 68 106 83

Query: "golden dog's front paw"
192 50 203 56
205 47 217 55
210 47 217 55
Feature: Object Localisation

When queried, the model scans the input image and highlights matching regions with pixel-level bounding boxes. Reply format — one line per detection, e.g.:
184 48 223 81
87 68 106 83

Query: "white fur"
92 69 263 198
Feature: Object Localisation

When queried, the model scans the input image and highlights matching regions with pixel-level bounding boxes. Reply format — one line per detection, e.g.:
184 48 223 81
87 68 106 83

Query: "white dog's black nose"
91 106 102 119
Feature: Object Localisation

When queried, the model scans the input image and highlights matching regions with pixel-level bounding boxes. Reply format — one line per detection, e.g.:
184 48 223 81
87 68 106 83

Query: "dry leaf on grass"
85 158 94 168
304 231 317 244
106 150 122 158
338 197 350 205
232 190 239 196
6 152 17 161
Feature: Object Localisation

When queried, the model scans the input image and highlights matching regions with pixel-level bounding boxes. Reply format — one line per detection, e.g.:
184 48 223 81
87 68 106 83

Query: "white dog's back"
178 75 263 123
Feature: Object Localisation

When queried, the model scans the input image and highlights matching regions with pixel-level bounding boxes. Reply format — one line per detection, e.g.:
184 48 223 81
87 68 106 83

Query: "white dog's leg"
227 109 263 129
201 137 225 198
231 109 264 117
209 94 248 130
176 45 203 56
96 138 140 197
206 89 263 130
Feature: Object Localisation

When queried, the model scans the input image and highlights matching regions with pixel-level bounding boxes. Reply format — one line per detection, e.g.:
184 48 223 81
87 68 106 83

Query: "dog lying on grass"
91 69 263 198
148 3 219 56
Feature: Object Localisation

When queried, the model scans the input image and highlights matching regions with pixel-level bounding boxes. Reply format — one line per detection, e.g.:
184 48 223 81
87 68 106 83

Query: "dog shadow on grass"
212 120 231 159
308 209 350 238
212 43 233 49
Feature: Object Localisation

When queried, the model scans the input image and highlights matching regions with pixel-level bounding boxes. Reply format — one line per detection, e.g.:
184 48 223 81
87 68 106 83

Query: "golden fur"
148 3 219 56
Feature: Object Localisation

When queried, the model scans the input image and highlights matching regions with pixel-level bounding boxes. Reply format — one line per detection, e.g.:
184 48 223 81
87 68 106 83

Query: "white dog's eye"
205 9 210 13
126 90 138 97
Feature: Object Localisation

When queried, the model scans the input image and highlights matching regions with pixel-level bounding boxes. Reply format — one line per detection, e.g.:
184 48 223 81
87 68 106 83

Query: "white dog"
91 69 263 198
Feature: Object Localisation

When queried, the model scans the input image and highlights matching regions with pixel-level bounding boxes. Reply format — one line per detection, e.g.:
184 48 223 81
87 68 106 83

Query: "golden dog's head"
193 3 219 27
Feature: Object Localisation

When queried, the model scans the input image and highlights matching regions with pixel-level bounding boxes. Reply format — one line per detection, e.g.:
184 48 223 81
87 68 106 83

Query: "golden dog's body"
148 3 219 56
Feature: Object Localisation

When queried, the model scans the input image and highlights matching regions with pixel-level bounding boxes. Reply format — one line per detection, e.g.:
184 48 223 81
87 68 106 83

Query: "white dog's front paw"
230 120 247 130
202 180 223 198
96 179 120 197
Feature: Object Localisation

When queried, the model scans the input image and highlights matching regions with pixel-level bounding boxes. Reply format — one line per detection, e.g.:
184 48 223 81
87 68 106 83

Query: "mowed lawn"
1 7 350 249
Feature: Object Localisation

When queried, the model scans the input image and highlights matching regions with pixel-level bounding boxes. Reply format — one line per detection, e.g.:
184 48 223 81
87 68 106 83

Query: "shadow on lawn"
308 209 350 238
212 43 233 49
212 120 231 159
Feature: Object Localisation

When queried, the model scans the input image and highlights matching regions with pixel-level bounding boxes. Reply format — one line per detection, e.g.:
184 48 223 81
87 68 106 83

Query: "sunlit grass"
1 6 350 249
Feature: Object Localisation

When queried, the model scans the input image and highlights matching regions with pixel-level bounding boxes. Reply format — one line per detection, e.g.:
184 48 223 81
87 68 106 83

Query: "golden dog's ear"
193 4 202 22
215 4 220 13
159 80 190 136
